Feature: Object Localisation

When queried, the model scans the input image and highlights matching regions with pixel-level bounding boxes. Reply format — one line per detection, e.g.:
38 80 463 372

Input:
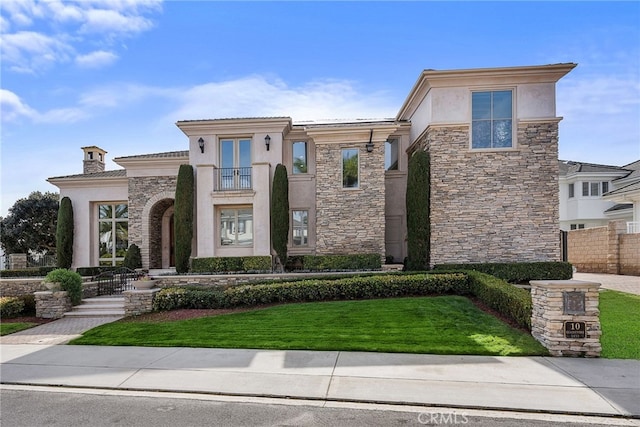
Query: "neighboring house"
559 160 639 231
48 63 576 270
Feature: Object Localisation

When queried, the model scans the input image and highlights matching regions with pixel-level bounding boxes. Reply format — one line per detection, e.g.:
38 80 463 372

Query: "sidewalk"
1 344 639 418
573 273 640 296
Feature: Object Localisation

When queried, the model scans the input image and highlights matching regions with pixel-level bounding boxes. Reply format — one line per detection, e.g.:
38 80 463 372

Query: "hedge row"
75 266 122 277
467 271 532 330
300 254 382 271
0 267 56 278
433 262 573 283
153 273 468 311
191 256 272 273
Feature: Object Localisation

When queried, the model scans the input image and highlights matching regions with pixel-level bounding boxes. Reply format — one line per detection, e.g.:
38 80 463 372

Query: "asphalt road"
1 387 629 427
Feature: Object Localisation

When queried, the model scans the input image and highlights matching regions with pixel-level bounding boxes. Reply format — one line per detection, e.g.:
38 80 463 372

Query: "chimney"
81 146 107 174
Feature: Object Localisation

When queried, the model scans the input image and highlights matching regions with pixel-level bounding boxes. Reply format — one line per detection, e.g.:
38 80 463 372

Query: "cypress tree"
271 164 289 272
123 243 142 269
56 196 74 269
405 150 430 270
174 164 194 273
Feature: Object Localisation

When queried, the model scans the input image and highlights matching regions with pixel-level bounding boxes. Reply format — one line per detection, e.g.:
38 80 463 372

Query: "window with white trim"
581 181 609 197
471 90 513 149
568 183 575 198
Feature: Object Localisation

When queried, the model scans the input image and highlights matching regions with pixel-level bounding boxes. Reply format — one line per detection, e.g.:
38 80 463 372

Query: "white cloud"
0 89 86 123
76 50 118 68
1 31 73 73
79 8 155 36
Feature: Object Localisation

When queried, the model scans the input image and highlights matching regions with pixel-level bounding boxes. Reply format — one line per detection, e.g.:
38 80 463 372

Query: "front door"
220 138 252 190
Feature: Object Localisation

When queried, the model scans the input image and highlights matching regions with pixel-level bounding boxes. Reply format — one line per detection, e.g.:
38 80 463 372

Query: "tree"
174 164 194 274
0 191 59 255
271 164 289 272
123 243 142 269
405 150 430 271
56 196 74 269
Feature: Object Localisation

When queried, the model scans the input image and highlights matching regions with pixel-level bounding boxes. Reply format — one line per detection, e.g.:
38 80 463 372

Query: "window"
471 90 513 149
568 183 575 198
602 181 609 194
292 210 308 246
219 138 252 190
220 208 253 246
292 142 308 174
385 139 399 171
570 224 585 230
582 181 608 197
342 148 359 188
98 203 128 266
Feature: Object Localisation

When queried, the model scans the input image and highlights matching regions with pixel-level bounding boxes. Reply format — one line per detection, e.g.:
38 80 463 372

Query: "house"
559 160 639 232
47 63 577 270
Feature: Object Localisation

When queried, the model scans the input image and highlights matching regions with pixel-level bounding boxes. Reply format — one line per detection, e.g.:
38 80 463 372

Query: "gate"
95 268 142 296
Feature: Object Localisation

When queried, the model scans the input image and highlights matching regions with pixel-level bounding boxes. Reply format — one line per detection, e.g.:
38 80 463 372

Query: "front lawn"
600 290 640 359
0 322 37 336
70 296 548 356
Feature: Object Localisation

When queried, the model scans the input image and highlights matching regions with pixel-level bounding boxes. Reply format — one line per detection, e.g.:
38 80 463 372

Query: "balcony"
214 167 252 191
627 222 640 234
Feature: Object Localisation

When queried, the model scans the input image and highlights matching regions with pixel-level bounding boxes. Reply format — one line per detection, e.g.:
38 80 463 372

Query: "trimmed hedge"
44 269 83 305
0 296 25 318
174 164 194 274
75 266 121 277
467 271 532 330
433 262 573 283
153 273 469 311
56 196 74 269
191 256 272 273
124 244 142 269
271 164 289 270
406 150 430 270
301 254 382 271
0 267 56 278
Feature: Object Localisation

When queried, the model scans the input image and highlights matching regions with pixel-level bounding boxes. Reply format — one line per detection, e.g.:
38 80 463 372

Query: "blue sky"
1 1 639 216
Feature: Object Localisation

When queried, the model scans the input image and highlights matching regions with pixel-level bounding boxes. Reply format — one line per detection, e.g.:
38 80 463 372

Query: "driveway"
573 273 640 296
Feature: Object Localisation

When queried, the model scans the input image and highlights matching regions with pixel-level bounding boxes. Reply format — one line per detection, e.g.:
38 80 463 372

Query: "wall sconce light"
265 134 271 151
198 137 205 154
366 129 374 153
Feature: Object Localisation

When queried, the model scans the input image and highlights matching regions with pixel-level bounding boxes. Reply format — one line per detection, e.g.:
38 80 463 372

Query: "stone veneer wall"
620 233 640 276
128 176 178 269
419 122 560 265
0 278 98 298
314 143 385 257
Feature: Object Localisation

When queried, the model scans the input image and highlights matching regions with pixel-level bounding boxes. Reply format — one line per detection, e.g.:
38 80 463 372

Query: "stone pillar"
530 280 601 357
35 291 72 319
9 254 27 270
123 288 161 316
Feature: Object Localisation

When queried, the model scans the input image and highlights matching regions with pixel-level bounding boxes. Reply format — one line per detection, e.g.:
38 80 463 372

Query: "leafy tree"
174 165 194 273
271 164 289 272
0 191 59 255
56 197 74 269
405 150 430 270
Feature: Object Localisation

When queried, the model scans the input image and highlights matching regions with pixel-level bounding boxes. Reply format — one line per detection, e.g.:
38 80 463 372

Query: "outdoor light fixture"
265 134 271 151
366 129 374 153
198 137 205 153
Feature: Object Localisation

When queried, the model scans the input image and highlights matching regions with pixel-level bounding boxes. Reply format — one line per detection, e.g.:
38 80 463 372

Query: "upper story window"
581 181 609 197
292 141 308 174
471 90 513 149
342 148 359 188
568 183 575 198
385 139 399 171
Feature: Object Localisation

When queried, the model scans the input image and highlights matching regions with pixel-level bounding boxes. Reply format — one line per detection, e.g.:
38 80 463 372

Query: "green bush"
301 254 382 271
0 267 55 278
19 294 36 316
75 266 120 277
44 268 83 305
271 164 289 270
433 262 573 283
191 256 272 273
56 196 74 269
123 244 142 269
174 164 194 273
0 297 25 318
466 271 532 330
152 273 468 311
406 150 430 271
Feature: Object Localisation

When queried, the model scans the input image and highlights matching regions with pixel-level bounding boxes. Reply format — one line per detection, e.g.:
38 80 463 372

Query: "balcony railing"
215 167 252 191
627 222 640 234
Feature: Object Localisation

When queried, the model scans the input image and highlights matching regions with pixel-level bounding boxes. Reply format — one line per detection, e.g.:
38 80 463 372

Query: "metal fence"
27 253 57 268
95 268 142 296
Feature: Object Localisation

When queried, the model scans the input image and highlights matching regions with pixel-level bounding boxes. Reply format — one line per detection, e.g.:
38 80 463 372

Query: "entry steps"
64 296 125 318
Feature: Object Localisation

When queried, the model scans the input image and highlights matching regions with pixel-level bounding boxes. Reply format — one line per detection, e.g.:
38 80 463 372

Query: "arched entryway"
148 198 175 269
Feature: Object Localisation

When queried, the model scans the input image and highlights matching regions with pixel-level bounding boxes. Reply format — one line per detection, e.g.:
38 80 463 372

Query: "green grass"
0 322 37 336
70 296 547 356
600 290 640 359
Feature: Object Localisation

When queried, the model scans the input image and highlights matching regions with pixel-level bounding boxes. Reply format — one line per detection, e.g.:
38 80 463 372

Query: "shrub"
44 268 83 305
466 271 532 330
191 256 272 273
0 267 55 278
56 196 74 269
174 164 194 273
153 286 227 311
271 164 289 271
19 294 36 316
123 244 142 269
433 262 573 283
301 254 382 271
406 151 430 270
0 297 25 318
76 266 120 277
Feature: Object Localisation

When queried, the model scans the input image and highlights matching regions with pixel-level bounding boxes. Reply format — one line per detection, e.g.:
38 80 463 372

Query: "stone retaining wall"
123 288 161 316
0 278 98 298
35 291 72 319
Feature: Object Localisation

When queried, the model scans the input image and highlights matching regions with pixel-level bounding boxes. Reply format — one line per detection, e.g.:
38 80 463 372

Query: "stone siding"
421 122 560 265
620 233 640 276
0 278 98 298
35 291 72 319
128 176 178 269
315 143 385 257
123 289 160 316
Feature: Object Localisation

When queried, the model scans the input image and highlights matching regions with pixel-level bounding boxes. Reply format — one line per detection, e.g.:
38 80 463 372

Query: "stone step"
81 297 125 305
72 304 123 311
64 310 125 318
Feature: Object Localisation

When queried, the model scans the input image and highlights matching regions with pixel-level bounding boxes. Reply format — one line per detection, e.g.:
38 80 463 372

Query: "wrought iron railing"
27 253 57 268
95 267 142 296
215 167 252 191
